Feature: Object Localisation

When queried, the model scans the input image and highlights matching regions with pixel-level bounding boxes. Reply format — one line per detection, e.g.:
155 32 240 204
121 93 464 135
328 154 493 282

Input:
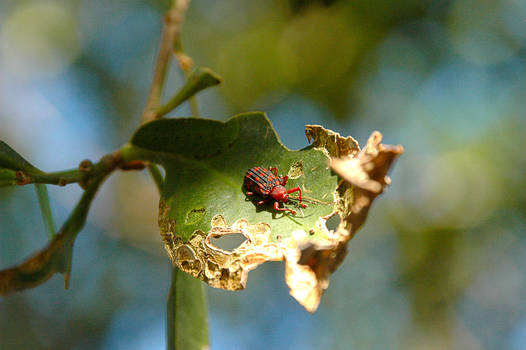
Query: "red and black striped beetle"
244 166 307 215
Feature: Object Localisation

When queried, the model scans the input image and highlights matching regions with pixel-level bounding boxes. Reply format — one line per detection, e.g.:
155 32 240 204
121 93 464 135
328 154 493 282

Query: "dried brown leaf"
0 232 71 295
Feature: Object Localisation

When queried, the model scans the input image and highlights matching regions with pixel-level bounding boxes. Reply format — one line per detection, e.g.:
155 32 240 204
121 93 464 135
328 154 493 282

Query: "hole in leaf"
288 160 304 179
209 233 247 252
326 214 341 231
185 207 206 225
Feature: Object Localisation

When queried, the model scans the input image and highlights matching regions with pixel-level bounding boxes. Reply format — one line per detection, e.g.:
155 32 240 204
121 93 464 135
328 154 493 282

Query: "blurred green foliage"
0 0 525 349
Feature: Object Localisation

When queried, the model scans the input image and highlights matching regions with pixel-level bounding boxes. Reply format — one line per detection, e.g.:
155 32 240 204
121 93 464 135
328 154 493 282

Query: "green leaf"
130 113 334 241
125 112 403 312
34 184 56 239
0 141 57 239
0 140 42 173
167 267 209 350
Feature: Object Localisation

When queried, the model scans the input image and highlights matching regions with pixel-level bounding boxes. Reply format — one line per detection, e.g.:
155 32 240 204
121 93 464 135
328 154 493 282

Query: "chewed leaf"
128 113 403 312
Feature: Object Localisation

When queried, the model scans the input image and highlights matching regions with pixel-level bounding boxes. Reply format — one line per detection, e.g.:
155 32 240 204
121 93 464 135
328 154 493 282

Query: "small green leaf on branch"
156 68 222 118
0 140 42 173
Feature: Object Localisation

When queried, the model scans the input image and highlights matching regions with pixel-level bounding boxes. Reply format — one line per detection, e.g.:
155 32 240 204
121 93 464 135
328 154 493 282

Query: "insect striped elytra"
244 166 307 215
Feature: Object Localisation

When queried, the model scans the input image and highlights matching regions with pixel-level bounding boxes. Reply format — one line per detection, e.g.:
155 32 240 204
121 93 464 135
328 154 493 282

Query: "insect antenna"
287 197 305 204
288 196 334 205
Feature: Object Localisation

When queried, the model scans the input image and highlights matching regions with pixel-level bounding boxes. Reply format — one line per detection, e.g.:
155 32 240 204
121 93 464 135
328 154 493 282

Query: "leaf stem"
148 164 164 193
34 184 56 239
167 267 209 350
188 96 200 117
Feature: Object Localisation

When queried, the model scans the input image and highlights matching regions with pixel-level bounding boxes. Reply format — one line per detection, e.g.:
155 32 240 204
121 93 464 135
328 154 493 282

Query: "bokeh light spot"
447 0 521 65
1 2 80 77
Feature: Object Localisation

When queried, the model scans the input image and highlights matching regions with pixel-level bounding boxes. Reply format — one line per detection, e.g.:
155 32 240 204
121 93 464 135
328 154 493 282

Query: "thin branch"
0 160 116 295
141 0 192 124
12 156 145 188
174 44 200 116
16 169 82 186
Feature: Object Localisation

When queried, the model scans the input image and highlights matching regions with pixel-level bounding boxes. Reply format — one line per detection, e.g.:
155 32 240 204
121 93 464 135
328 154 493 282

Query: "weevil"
244 166 307 215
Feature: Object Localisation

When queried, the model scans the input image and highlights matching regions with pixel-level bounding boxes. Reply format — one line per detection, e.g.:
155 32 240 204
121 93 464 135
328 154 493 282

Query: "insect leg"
274 201 296 215
257 198 270 206
280 175 288 186
269 167 278 176
287 187 307 208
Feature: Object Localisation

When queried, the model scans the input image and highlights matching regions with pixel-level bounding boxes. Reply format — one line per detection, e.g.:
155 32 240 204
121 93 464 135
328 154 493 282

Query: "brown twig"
141 0 192 124
10 151 145 189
